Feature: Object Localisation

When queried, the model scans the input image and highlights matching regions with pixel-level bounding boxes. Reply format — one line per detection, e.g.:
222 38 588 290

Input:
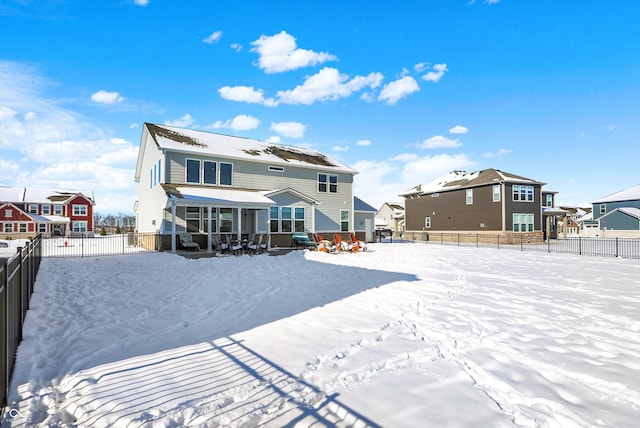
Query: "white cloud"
230 43 242 52
270 121 307 139
378 76 419 105
91 90 124 104
420 135 462 149
218 85 277 107
422 63 449 82
250 31 337 73
355 139 372 147
165 114 195 127
332 145 349 152
277 67 383 105
202 30 223 44
449 125 469 134
129 123 139 129
482 148 512 158
209 114 261 131
414 62 428 73
133 0 149 6
265 135 281 144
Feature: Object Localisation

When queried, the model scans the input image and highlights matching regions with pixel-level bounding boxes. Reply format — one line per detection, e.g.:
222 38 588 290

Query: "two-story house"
584 184 640 238
375 202 405 234
401 169 557 243
0 186 95 238
134 123 372 252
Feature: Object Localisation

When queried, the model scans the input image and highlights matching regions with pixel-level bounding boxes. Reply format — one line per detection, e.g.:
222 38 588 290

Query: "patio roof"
164 185 275 209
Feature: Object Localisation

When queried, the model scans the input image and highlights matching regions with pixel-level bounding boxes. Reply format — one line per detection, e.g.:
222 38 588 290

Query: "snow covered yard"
2 243 640 427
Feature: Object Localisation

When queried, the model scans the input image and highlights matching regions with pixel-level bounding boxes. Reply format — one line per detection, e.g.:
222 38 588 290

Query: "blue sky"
1 0 638 214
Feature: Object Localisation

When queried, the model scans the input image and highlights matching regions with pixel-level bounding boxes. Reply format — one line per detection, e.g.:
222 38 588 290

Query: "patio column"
207 206 213 253
236 208 242 241
171 200 176 254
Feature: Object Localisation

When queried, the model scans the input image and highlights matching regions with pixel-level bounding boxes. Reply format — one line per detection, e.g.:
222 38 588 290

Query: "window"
281 207 292 233
546 194 553 207
294 207 305 232
73 205 87 216
4 223 13 233
513 185 534 202
203 208 217 233
340 210 349 232
19 223 28 233
329 175 338 193
270 206 279 233
186 159 201 183
5 209 12 217
186 207 201 232
493 185 501 202
600 204 606 214
54 205 63 215
318 174 338 193
220 162 232 186
269 166 284 172
466 189 473 205
203 161 217 185
425 217 431 228
318 174 327 192
42 205 50 215
150 169 153 189
29 204 38 214
219 208 233 232
513 213 534 232
39 224 47 233
157 159 161 183
72 221 88 233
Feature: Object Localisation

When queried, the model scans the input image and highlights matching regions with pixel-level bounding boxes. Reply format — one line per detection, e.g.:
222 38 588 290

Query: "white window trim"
186 158 202 184
466 189 473 205
73 204 88 216
340 209 349 232
72 220 88 233
54 205 63 215
493 185 501 202
203 160 217 185
425 217 431 228
41 205 51 215
219 162 233 186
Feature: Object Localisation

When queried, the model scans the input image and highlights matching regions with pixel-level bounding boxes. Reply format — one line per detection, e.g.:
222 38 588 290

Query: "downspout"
207 206 213 253
236 207 242 241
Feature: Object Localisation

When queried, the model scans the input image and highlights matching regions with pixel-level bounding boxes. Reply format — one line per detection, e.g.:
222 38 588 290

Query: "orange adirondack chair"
334 233 357 252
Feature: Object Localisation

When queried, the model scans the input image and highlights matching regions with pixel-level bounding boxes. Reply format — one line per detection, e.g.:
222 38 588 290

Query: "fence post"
520 234 523 252
615 237 619 258
477 234 479 248
497 235 500 249
579 236 582 255
548 236 551 253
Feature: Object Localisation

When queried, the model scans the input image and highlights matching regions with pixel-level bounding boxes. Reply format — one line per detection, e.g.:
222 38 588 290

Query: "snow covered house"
0 186 95 239
401 169 558 243
584 184 640 238
134 123 373 252
375 202 404 233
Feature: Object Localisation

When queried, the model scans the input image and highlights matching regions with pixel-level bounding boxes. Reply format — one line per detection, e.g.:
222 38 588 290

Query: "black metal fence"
41 232 160 258
1 235 42 413
383 232 640 259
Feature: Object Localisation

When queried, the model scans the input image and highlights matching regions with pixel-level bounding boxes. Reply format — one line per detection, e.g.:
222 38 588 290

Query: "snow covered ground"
2 243 640 427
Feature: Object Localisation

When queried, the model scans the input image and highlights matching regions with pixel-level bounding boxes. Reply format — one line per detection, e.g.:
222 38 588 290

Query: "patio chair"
334 233 357 252
213 234 229 253
179 233 200 251
247 234 265 254
312 233 336 253
292 232 317 250
349 232 366 252
225 235 243 255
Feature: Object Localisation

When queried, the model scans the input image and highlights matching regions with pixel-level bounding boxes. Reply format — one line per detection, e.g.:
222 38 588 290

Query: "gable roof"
400 169 544 197
0 186 95 205
591 184 640 204
138 123 357 177
600 207 640 221
354 196 377 212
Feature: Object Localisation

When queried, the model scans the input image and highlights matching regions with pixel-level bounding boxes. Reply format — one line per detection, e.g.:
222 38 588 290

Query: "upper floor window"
546 194 553 207
42 205 51 215
203 161 217 185
220 162 233 186
54 205 63 215
513 185 534 202
466 189 473 205
73 205 88 216
318 174 338 193
29 204 38 214
5 209 12 217
493 185 501 202
186 159 201 183
600 204 606 214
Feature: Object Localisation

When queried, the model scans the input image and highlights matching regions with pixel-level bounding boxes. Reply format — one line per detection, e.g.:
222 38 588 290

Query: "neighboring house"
375 202 404 233
401 169 558 242
558 206 590 236
585 184 640 238
0 186 95 238
133 123 374 252
354 197 377 243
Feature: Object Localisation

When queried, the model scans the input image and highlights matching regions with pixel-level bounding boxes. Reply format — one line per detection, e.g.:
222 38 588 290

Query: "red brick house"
0 187 95 238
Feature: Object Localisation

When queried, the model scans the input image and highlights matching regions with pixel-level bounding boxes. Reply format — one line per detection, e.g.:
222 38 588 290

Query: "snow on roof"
146 123 357 174
401 169 543 197
0 186 94 204
612 207 640 220
591 184 640 204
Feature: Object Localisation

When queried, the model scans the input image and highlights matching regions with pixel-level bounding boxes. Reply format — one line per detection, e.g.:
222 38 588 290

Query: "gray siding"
593 200 640 221
600 211 640 231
